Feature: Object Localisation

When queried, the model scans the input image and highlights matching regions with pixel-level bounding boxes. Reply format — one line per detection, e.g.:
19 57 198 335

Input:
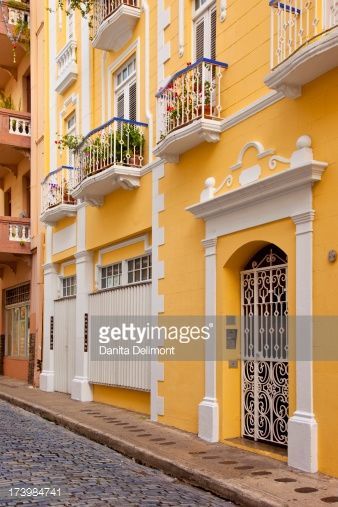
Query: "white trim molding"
187 136 328 471
178 0 185 57
151 161 165 421
220 0 226 22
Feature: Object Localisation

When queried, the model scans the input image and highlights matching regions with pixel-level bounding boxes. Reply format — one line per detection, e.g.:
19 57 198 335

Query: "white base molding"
39 371 55 392
40 203 78 225
153 119 222 163
198 397 219 443
264 29 338 98
71 377 93 402
71 165 141 205
91 5 141 52
288 411 318 473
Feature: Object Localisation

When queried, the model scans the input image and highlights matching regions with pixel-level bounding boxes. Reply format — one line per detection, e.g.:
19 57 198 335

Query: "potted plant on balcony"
124 124 145 166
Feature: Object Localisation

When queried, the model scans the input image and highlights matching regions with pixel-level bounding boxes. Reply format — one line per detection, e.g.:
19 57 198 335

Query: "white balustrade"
41 166 76 213
73 118 147 189
8 223 30 242
56 40 77 80
91 0 139 39
9 116 31 136
156 58 227 141
7 7 30 26
270 0 338 69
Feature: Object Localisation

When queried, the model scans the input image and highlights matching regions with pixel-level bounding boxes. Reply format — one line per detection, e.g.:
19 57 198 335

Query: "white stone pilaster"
288 211 318 472
40 227 58 391
71 203 93 401
198 237 219 442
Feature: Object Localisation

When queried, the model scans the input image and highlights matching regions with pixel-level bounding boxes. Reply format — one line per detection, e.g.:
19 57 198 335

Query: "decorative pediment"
199 135 318 203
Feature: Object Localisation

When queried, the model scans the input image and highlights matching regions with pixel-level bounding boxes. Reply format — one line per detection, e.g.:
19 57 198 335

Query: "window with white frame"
62 275 77 297
193 0 216 61
101 263 122 289
99 254 152 290
65 111 76 165
115 57 137 121
127 254 152 284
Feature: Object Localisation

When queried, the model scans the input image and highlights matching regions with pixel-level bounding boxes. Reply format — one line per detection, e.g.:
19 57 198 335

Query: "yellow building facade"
40 0 338 477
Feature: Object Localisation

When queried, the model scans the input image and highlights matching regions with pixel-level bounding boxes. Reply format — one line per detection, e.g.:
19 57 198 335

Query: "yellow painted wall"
93 385 150 415
44 0 338 477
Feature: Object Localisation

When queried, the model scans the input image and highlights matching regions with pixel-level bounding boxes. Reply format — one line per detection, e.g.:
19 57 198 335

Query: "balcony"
71 118 148 206
91 0 141 52
154 58 228 163
41 166 77 225
55 40 78 94
0 109 30 167
265 0 338 97
0 1 30 82
0 217 31 269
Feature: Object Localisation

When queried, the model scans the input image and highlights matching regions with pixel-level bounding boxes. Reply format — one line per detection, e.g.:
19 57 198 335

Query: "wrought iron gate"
241 246 288 446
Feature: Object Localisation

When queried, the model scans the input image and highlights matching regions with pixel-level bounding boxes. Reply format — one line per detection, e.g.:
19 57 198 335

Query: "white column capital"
75 250 93 263
43 262 58 275
292 210 315 229
202 237 217 256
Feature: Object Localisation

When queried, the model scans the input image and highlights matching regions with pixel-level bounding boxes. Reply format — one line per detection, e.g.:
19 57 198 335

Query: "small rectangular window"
62 276 77 297
101 263 122 289
127 255 152 284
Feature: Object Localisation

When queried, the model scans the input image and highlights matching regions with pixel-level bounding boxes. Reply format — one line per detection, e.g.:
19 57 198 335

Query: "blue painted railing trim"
269 1 301 14
42 165 74 184
78 117 148 149
156 57 229 97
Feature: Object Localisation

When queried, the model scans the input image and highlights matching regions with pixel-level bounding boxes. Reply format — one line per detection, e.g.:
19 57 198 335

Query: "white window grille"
127 254 152 284
101 263 122 289
194 1 216 60
115 57 137 120
62 276 77 297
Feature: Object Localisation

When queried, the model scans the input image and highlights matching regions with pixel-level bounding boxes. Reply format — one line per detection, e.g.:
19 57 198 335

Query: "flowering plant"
55 133 83 152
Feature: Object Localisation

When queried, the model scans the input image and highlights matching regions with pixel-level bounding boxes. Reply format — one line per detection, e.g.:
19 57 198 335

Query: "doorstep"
0 376 337 507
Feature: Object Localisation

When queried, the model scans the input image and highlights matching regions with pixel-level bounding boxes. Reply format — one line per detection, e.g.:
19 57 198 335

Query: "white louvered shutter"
129 81 137 121
195 17 205 60
117 93 124 118
210 8 216 60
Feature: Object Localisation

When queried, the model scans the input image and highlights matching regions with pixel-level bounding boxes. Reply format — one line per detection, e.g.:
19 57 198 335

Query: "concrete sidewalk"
0 377 337 507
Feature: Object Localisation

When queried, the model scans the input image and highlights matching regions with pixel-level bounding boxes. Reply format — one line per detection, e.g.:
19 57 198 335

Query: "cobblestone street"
0 401 233 506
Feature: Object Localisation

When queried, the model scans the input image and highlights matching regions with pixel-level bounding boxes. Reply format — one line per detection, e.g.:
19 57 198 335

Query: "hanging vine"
0 0 30 62
57 0 93 20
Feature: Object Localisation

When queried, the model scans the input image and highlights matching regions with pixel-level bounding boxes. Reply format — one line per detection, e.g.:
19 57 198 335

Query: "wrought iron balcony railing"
269 0 338 68
91 0 139 41
156 58 228 141
41 166 76 214
72 118 147 190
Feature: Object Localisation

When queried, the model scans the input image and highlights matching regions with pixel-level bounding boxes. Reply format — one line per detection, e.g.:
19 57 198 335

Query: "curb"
0 392 286 507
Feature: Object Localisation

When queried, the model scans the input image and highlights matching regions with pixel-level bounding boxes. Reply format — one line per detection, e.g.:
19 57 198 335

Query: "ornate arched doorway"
241 244 288 446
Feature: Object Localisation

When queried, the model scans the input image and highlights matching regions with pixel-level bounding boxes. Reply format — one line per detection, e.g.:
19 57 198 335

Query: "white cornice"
187 161 327 220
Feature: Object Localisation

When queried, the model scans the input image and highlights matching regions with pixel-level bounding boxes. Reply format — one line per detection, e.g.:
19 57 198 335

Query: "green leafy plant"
56 0 93 24
0 91 15 110
13 18 30 53
56 133 83 151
